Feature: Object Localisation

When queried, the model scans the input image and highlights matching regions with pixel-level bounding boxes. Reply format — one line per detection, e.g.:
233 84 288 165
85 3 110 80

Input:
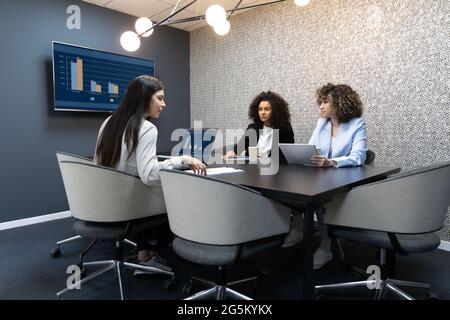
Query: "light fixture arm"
137 0 198 37
160 0 287 26
170 0 182 16
228 0 244 19
227 0 286 13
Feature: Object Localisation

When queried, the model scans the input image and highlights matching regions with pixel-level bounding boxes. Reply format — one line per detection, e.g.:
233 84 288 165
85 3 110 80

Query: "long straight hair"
96 75 164 167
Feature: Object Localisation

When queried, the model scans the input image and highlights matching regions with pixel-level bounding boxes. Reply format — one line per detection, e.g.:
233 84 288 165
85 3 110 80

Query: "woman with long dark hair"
95 75 205 269
96 75 205 181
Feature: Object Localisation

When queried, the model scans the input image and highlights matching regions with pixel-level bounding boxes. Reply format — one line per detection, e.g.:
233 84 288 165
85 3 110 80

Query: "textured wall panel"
190 0 450 240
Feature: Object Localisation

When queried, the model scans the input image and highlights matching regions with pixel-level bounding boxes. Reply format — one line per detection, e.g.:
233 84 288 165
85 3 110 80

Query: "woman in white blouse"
95 75 205 268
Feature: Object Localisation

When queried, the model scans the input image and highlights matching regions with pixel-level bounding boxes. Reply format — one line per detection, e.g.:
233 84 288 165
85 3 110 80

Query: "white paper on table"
234 156 250 161
185 167 244 176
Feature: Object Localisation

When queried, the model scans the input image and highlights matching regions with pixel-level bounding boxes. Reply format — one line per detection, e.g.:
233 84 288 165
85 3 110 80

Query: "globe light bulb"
213 19 230 36
206 5 226 27
120 31 141 52
294 0 310 6
135 17 153 37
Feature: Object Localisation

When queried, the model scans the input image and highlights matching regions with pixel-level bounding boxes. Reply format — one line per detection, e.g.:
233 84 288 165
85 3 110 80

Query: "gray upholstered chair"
333 149 376 264
365 149 376 166
52 152 137 259
160 169 291 300
56 161 175 300
315 161 450 300
51 152 94 258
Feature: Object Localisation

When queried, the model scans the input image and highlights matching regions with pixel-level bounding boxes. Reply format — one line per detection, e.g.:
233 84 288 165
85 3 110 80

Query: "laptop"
278 143 319 166
157 129 217 168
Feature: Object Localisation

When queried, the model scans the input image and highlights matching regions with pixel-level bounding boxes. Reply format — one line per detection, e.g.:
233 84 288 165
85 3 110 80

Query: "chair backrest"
58 161 166 222
324 162 450 234
160 170 291 245
365 149 375 165
56 151 93 165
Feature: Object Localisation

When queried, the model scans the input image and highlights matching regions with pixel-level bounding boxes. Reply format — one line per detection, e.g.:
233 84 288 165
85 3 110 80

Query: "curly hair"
248 91 292 130
316 83 363 123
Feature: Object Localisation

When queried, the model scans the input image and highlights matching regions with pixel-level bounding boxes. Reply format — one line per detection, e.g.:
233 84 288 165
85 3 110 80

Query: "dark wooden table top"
210 162 401 206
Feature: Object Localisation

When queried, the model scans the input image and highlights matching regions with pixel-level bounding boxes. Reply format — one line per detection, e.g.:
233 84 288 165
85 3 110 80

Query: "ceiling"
82 0 274 32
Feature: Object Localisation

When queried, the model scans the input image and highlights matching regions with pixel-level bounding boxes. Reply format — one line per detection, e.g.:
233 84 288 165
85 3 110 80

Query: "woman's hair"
248 91 292 130
316 83 363 123
96 75 164 167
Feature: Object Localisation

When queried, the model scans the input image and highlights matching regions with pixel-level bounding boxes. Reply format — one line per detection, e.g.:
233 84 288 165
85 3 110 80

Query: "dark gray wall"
0 0 190 222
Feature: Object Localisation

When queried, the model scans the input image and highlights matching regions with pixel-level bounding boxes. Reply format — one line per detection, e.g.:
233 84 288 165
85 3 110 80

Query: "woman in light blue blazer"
309 83 367 269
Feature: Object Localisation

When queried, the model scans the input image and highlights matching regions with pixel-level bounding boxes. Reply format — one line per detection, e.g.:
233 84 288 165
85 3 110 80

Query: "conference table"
208 161 401 299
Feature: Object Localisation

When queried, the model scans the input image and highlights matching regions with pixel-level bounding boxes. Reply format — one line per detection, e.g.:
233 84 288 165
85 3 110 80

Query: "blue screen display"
52 42 155 112
178 129 217 162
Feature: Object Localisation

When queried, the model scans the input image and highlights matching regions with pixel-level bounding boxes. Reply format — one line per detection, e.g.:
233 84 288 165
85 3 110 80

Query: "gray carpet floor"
0 218 449 300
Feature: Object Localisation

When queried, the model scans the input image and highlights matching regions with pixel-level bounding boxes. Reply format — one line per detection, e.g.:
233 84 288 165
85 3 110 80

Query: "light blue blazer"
308 117 367 167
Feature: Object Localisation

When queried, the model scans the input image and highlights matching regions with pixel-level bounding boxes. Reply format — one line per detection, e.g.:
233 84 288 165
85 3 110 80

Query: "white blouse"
329 136 338 158
95 116 183 185
256 126 273 158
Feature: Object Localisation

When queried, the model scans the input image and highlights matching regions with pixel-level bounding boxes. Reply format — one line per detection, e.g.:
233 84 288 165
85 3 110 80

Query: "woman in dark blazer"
224 91 294 163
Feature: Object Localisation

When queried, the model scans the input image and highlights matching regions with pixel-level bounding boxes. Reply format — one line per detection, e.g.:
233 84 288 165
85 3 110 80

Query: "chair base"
315 278 431 300
51 236 137 258
56 260 174 300
184 275 257 300
185 285 253 300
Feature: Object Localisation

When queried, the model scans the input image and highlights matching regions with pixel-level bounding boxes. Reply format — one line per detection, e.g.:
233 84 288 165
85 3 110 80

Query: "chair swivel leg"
56 262 116 299
115 261 125 300
51 235 83 257
57 235 83 246
184 266 253 300
78 239 97 269
123 238 137 248
225 287 253 300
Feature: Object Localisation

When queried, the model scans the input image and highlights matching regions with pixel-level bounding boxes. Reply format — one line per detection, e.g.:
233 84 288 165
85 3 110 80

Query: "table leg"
302 205 315 299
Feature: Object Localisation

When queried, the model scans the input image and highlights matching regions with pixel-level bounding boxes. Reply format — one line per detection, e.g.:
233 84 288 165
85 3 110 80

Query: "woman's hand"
223 150 236 159
311 155 336 167
182 156 207 175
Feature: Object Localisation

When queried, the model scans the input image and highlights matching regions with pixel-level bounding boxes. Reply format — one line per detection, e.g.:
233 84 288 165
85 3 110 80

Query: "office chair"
52 152 137 261
51 152 95 258
160 169 291 300
315 161 450 300
56 161 175 300
50 151 136 260
365 149 376 166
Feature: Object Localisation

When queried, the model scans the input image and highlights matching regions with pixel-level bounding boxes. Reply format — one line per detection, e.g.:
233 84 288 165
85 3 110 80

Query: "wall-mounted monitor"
52 41 155 112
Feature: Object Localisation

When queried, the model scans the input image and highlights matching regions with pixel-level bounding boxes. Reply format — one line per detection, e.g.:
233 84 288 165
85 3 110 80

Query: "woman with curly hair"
224 91 301 248
309 83 367 167
309 83 368 269
224 91 294 161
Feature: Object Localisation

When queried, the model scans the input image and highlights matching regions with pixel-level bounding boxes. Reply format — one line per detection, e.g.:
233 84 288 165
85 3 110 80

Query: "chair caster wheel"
182 282 193 296
164 279 177 291
314 294 328 300
50 247 61 258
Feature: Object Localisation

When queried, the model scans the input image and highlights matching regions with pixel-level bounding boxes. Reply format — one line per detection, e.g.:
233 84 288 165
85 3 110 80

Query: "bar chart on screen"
53 41 155 112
